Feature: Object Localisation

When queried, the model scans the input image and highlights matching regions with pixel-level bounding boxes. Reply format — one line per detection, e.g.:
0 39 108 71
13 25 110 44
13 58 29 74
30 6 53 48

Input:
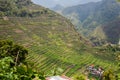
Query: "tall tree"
0 40 28 65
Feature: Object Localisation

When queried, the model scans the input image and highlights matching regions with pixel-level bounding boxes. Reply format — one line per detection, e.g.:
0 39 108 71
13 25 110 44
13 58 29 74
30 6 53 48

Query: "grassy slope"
0 3 118 76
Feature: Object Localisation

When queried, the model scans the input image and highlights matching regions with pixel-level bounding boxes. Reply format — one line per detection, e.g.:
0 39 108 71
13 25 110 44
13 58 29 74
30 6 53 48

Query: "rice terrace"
0 0 120 80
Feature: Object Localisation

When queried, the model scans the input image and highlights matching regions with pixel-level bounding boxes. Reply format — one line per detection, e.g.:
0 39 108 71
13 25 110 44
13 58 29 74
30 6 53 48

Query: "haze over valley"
32 0 102 8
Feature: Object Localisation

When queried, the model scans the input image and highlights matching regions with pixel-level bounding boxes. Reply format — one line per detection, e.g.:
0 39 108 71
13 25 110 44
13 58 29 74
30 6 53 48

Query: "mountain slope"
62 0 120 45
51 4 64 14
0 0 119 77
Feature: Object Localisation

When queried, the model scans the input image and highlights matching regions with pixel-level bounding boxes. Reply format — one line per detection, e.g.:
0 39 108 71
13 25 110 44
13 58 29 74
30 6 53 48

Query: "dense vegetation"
0 40 47 80
0 0 120 79
0 0 49 17
61 0 120 45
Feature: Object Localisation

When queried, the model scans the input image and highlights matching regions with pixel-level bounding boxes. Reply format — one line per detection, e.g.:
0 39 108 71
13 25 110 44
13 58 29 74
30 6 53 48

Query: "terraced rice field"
0 17 118 77
26 45 118 77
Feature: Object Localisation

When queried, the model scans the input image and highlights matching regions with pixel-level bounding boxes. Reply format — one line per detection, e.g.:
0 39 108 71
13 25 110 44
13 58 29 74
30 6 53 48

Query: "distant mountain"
51 4 64 11
32 0 102 8
61 0 120 45
63 2 100 22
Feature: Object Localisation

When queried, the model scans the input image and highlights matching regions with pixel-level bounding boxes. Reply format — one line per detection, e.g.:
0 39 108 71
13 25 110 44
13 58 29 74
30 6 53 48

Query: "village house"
87 65 104 78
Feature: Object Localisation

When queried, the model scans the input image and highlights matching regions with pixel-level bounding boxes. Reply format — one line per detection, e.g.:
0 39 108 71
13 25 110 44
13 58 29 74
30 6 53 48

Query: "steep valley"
61 0 120 45
0 0 120 79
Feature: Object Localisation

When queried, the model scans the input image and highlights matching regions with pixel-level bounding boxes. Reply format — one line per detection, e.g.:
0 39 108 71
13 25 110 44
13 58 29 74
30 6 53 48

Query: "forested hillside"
62 0 120 45
0 0 120 79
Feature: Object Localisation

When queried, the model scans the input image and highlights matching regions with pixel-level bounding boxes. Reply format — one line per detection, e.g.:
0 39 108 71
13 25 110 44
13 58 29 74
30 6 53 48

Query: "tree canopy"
0 40 45 80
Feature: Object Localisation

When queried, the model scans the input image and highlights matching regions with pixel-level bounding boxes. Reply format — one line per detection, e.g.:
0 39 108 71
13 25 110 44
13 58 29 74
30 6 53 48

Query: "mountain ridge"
61 0 120 45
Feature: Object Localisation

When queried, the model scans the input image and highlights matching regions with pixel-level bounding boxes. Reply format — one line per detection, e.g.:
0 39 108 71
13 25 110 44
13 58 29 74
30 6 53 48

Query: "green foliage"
0 11 5 17
0 40 46 80
0 0 18 16
73 74 86 80
51 67 63 76
16 0 32 7
0 57 46 80
0 0 48 17
0 0 13 11
0 40 28 65
103 44 120 52
102 69 116 80
16 64 45 80
0 57 19 80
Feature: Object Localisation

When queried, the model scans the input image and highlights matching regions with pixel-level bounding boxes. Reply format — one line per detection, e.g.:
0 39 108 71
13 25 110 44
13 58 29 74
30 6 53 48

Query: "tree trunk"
15 51 19 66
